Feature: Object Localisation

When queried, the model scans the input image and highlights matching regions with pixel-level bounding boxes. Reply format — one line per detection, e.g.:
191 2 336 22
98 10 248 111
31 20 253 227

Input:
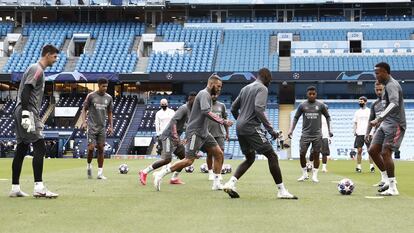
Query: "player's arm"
321 104 333 137
170 106 185 141
201 92 232 127
21 66 42 132
80 94 91 130
365 103 376 137
288 104 303 138
223 104 230 140
107 97 114 135
375 84 399 122
154 111 161 135
231 94 241 119
255 88 277 139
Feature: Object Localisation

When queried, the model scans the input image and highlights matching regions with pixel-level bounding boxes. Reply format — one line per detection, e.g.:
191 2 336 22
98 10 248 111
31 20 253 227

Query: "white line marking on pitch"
365 196 385 199
0 178 8 181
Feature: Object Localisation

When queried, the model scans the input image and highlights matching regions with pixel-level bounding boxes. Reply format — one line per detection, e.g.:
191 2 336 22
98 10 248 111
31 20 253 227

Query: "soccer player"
223 68 297 199
368 62 406 196
155 98 175 155
153 75 233 191
9 44 59 198
288 86 333 183
139 92 197 185
353 96 375 173
309 104 331 173
365 82 385 187
81 78 114 180
205 93 229 181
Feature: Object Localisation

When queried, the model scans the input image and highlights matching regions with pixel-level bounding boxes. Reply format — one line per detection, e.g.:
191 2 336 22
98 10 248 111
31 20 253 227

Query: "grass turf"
1 158 413 233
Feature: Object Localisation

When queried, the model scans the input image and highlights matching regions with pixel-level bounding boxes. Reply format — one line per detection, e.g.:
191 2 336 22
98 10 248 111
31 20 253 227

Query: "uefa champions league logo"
166 73 173 80
293 73 300 80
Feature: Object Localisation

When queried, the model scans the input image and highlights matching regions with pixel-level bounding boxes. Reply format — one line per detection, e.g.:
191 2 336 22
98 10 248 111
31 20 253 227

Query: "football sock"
143 165 153 174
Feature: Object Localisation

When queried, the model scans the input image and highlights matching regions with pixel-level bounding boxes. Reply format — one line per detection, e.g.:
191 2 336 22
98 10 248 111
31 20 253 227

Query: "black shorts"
237 128 273 155
354 135 369 149
311 138 330 156
300 136 322 155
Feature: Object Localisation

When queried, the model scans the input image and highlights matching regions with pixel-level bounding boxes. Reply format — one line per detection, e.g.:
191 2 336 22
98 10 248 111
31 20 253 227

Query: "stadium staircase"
64 57 79 72
41 103 55 123
270 36 278 54
135 57 149 73
13 36 28 53
117 104 146 155
278 104 295 158
279 57 291 71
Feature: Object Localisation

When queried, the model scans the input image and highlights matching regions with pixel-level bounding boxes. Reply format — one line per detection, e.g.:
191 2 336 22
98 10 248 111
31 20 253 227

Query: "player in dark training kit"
288 86 333 183
205 93 229 181
139 92 197 185
223 68 297 199
153 75 233 191
81 78 114 180
365 81 386 187
369 62 406 196
9 45 59 198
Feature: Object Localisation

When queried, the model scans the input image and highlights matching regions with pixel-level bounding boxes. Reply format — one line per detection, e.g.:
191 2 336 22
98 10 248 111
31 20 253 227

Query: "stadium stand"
214 30 279 72
147 24 221 72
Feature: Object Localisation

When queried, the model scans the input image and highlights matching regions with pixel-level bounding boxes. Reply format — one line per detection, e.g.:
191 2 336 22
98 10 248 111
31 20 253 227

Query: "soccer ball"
338 178 355 195
306 162 313 172
221 164 232 174
119 164 129 174
200 163 208 173
185 165 194 173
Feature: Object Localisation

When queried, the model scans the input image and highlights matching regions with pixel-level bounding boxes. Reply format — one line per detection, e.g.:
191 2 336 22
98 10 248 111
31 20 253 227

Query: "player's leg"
96 142 106 179
10 142 30 197
10 108 30 197
355 136 363 173
368 127 388 189
379 126 405 196
366 140 375 173
152 134 201 191
321 138 329 172
170 144 186 184
262 149 298 199
298 136 311 181
139 138 172 185
86 130 96 179
223 135 254 198
32 139 58 198
206 145 223 190
206 149 214 180
310 137 322 183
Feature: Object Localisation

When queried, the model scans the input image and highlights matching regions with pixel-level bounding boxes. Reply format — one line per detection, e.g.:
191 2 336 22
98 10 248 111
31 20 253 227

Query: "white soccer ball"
338 178 355 195
185 165 194 173
119 164 129 174
200 163 208 173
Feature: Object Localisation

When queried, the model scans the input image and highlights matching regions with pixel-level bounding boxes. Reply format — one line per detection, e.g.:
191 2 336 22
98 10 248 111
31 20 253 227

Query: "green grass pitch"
1 158 413 233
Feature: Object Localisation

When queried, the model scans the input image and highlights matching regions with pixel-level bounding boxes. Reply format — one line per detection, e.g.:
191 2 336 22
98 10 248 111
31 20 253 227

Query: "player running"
288 86 333 183
139 92 197 185
153 75 233 191
223 68 297 199
9 45 59 198
81 78 114 180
